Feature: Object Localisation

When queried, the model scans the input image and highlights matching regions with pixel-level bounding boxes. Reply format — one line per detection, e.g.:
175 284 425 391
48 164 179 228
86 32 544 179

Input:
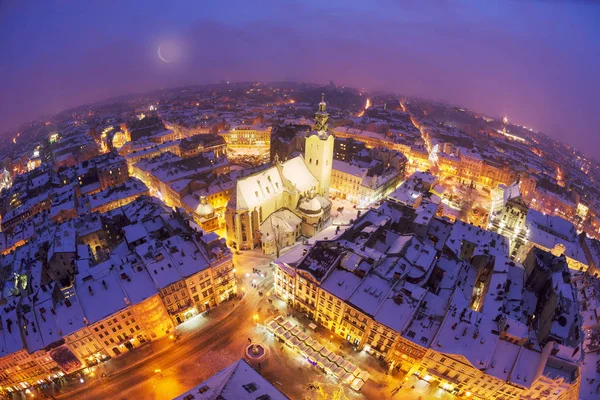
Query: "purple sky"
1 1 599 154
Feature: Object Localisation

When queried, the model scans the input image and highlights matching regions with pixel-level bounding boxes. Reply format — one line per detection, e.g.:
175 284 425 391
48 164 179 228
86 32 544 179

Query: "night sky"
1 1 599 154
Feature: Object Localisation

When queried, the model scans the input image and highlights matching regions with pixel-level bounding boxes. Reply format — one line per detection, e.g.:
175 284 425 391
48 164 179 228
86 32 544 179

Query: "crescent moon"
158 44 171 63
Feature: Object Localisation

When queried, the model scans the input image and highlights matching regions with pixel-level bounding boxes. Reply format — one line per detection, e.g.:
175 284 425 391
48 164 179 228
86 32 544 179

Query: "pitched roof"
172 359 288 400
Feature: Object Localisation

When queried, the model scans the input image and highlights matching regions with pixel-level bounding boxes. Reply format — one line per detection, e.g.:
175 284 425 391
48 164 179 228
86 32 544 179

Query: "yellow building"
219 125 271 160
273 202 581 400
459 148 483 184
330 161 368 203
131 294 174 341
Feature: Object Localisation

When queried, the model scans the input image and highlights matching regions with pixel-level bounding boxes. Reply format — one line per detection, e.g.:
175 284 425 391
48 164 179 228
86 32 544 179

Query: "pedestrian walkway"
265 315 369 391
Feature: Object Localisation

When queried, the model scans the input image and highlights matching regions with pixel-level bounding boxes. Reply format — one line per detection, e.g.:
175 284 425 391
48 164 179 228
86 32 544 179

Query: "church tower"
305 93 334 195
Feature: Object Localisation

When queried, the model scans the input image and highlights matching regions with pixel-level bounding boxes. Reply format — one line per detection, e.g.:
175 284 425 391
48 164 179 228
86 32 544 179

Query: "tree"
270 218 286 258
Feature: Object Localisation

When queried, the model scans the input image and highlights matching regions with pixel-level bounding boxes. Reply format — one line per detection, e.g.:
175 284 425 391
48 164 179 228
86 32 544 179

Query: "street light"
253 314 259 325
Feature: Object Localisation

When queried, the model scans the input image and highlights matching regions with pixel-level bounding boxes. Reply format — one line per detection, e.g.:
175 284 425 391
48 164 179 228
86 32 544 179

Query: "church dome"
299 197 323 215
196 202 214 217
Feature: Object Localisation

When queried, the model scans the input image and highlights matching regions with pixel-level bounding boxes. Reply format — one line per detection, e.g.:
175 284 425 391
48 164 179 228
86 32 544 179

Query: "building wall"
0 349 60 392
64 326 108 365
47 252 76 282
90 190 149 214
159 279 194 325
273 261 579 400
305 134 334 196
131 294 174 340
186 269 217 312
330 168 363 203
98 161 128 190
89 308 150 358
210 257 236 304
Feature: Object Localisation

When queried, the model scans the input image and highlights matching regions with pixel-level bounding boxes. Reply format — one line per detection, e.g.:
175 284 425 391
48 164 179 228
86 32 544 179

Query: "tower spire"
315 93 329 134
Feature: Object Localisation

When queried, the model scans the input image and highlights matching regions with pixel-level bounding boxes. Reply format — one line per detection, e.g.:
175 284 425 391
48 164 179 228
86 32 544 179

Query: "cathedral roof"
235 156 317 211
236 166 284 210
280 156 318 193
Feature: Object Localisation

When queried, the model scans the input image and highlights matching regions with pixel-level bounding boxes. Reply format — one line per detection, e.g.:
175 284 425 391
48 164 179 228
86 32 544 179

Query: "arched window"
316 159 319 166
309 158 312 164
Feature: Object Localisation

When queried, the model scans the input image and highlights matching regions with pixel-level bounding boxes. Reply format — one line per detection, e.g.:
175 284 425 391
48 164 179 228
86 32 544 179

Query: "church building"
488 180 529 256
225 95 334 253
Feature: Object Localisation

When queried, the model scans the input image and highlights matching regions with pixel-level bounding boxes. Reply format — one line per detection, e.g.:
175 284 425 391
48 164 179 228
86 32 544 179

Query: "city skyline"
0 81 598 399
1 1 600 156
1 2 600 399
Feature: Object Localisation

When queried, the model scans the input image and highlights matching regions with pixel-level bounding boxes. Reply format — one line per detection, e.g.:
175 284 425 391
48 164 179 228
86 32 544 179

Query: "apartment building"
273 201 582 399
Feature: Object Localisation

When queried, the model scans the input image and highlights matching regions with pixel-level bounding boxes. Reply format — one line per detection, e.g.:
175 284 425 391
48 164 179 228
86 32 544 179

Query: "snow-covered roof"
124 222 148 244
75 267 129 324
321 268 363 301
166 235 210 278
487 339 522 381
526 209 587 264
347 274 392 317
19 296 46 353
446 220 509 258
503 181 522 205
48 224 77 261
332 160 367 177
135 240 184 288
260 209 302 238
235 156 317 211
83 177 148 212
173 359 287 400
1 308 25 355
236 165 285 210
34 296 63 348
114 256 159 304
53 290 88 337
433 290 499 370
280 156 317 193
375 282 427 334
508 346 542 388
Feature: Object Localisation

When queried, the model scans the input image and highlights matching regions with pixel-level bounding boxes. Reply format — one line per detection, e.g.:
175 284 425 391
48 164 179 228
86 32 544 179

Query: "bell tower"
305 93 334 195
314 93 329 134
